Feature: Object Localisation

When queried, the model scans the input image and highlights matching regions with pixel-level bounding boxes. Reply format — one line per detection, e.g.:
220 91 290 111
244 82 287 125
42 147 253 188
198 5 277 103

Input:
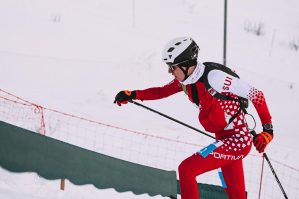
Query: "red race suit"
135 62 272 199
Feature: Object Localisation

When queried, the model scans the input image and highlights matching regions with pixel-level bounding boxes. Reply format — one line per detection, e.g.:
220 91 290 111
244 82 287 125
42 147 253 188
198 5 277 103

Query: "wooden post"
60 179 65 190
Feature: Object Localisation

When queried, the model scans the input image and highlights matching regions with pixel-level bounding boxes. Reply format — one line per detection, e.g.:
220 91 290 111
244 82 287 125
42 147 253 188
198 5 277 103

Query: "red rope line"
0 95 32 107
0 89 46 135
0 89 34 105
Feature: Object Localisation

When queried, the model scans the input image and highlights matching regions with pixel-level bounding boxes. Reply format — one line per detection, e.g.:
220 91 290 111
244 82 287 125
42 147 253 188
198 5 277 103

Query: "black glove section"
114 90 136 106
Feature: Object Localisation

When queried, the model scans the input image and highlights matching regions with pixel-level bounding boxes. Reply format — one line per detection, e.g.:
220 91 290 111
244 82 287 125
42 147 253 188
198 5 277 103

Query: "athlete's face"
168 65 196 81
168 65 186 81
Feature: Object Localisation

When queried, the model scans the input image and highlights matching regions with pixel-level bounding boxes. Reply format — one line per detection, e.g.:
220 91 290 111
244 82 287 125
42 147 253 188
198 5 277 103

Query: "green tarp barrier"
0 121 177 197
0 120 228 198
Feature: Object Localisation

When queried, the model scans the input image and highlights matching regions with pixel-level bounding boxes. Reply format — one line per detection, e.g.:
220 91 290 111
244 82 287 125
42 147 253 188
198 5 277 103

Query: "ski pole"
129 100 215 139
250 130 288 199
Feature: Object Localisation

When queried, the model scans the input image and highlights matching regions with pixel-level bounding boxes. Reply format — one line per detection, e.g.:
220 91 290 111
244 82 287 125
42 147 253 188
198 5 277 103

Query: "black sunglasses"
167 60 189 72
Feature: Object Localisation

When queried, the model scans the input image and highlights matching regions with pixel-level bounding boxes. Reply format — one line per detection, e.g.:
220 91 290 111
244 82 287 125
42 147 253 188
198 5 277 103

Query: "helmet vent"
167 47 175 52
162 37 199 65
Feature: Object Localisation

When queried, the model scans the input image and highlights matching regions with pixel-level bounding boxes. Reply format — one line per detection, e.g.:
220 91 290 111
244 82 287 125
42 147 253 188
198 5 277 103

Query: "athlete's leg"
178 152 223 199
221 159 247 199
179 129 251 199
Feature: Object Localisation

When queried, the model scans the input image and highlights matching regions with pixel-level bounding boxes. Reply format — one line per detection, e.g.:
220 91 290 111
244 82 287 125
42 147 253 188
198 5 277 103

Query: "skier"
114 37 274 199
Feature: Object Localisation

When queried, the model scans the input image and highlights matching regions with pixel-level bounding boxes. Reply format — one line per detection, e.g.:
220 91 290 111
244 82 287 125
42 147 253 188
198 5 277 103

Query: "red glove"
114 90 136 106
253 131 273 153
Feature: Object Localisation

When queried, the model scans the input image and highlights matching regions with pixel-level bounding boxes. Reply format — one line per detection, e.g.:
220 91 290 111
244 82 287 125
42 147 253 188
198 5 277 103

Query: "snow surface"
0 0 299 198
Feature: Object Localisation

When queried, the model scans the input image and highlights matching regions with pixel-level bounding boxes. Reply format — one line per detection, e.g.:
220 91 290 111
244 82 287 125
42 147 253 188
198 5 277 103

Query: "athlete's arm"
208 70 272 124
135 79 183 101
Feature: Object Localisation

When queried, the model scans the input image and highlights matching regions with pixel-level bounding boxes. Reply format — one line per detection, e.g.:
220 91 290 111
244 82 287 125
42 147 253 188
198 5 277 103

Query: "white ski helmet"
162 36 199 66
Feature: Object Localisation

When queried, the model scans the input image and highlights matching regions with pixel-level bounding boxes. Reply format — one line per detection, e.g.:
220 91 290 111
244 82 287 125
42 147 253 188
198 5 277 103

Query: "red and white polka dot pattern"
218 94 252 152
248 88 265 108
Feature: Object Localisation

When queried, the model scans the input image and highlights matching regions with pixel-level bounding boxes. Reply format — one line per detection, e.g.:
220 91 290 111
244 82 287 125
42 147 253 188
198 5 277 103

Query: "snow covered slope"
0 0 298 198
